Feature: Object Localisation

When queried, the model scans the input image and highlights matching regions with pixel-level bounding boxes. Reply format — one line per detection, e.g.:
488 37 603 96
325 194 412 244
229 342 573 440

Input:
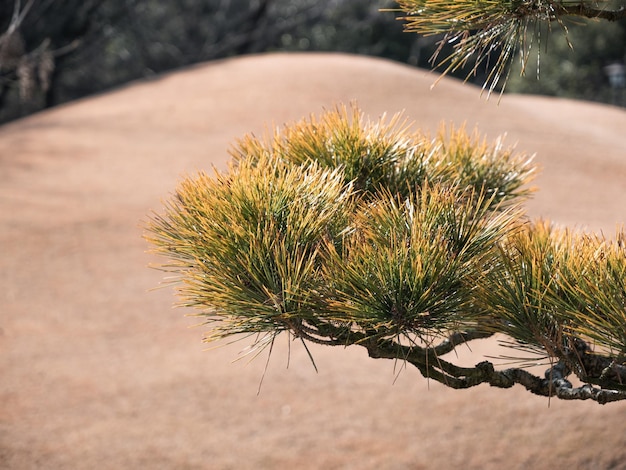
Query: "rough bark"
295 320 626 404
556 3 626 22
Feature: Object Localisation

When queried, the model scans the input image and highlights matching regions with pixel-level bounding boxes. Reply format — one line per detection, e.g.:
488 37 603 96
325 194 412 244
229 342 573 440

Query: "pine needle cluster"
147 156 354 344
146 104 626 401
324 185 522 340
393 0 615 94
480 222 626 357
146 105 533 349
231 106 535 205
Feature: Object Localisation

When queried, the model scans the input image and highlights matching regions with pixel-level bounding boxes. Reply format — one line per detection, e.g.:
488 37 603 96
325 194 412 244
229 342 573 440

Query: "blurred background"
1 0 625 124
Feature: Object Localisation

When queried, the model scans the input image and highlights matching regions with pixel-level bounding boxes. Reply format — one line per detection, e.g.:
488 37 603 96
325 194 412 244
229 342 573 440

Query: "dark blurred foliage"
0 0 624 124
0 1 128 120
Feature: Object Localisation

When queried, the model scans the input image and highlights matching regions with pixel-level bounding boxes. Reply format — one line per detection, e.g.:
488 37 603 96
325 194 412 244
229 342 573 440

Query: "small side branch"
293 319 368 347
488 362 626 404
555 3 626 21
563 341 626 391
432 330 495 356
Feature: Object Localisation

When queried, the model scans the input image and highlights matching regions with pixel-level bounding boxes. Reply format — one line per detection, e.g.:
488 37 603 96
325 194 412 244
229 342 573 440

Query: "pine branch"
431 330 495 355
560 339 626 390
554 3 626 21
147 105 626 404
281 319 626 404
392 0 626 94
361 335 626 404
295 320 626 403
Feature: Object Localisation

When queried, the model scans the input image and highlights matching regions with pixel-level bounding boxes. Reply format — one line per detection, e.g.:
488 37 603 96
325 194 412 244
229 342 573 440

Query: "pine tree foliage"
146 106 626 404
393 0 626 94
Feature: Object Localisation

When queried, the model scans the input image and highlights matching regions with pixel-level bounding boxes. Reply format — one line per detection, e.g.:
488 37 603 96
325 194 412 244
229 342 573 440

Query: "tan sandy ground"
2 52 626 470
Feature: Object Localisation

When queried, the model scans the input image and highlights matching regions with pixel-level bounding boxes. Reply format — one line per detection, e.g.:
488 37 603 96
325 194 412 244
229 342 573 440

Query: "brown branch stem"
562 340 626 390
555 3 626 21
361 335 626 404
287 321 626 403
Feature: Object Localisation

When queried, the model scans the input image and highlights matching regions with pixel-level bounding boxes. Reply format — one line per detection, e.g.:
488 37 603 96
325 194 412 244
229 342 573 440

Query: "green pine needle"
146 156 354 347
479 221 626 358
393 0 587 94
146 104 536 356
323 184 523 339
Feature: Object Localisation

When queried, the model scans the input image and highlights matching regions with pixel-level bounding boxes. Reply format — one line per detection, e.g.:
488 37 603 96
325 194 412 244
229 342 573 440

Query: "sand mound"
2 53 626 469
